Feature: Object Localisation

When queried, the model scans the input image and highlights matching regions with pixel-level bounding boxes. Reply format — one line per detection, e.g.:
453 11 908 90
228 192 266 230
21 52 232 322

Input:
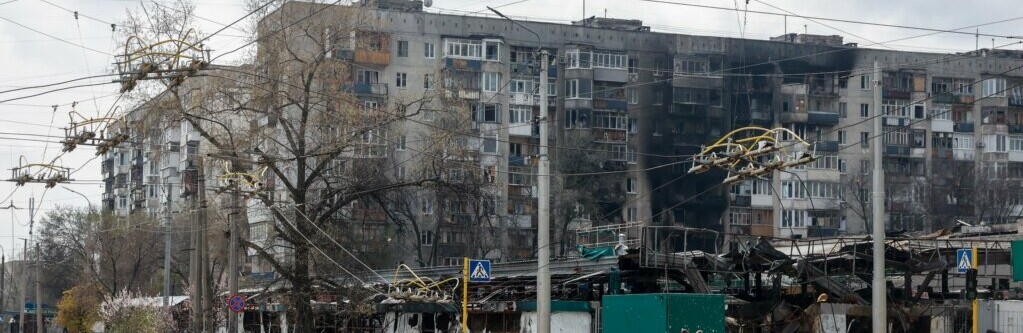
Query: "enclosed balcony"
592 128 627 143
807 111 839 126
884 145 911 156
593 98 627 111
445 58 483 71
351 83 388 96
932 93 975 105
954 122 975 132
814 140 839 153
353 50 389 65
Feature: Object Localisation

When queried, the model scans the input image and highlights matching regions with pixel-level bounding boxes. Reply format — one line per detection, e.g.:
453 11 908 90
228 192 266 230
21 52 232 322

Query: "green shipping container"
1013 240 1023 281
601 294 724 333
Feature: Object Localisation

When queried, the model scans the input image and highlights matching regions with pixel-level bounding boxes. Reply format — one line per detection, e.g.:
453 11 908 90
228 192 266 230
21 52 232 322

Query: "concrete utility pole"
536 49 552 333
228 177 241 333
871 61 887 333
485 8 550 333
164 184 172 308
33 243 41 333
190 159 208 333
199 159 211 332
28 197 40 333
18 238 25 333
2 253 6 326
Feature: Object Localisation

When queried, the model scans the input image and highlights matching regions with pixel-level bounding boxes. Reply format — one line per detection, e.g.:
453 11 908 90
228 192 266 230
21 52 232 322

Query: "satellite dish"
423 0 432 7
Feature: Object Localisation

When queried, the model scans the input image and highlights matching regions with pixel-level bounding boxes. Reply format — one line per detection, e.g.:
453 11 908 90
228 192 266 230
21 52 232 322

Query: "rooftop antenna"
582 0 585 20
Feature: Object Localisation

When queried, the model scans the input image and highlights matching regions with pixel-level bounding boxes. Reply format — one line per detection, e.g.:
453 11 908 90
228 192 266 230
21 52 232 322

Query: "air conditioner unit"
977 142 986 148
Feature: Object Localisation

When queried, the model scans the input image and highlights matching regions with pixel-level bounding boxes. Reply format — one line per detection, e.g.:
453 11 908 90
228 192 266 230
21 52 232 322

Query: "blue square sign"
956 248 974 274
468 259 491 283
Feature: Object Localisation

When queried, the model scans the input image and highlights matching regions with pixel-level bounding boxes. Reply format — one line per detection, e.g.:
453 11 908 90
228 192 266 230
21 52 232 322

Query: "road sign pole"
972 247 978 333
462 257 468 333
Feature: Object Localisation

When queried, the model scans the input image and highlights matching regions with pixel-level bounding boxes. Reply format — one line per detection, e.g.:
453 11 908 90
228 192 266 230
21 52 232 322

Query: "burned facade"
97 1 1023 275
245 1 1023 267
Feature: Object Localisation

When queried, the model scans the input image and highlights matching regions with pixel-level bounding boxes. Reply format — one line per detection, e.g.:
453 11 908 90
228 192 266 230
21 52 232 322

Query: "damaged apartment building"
103 0 1023 271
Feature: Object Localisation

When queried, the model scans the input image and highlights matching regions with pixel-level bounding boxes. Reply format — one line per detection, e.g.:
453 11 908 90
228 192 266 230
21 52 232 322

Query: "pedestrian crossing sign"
468 259 491 283
957 248 974 273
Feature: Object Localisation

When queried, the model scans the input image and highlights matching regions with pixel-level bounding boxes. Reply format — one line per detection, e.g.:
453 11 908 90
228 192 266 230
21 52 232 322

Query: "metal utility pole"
163 184 172 308
871 61 887 333
228 177 241 333
536 49 552 333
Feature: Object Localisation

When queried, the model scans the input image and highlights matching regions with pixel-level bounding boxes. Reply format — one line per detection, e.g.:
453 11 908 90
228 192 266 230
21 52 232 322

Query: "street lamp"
487 7 551 333
61 186 96 214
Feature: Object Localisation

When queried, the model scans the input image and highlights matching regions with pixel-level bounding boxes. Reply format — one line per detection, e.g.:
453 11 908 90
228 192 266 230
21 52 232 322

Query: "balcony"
932 93 975 104
807 111 839 126
508 155 527 166
445 58 482 71
593 67 629 82
593 98 627 111
509 92 535 105
884 145 911 156
814 140 839 152
883 116 910 127
954 122 975 133
353 50 390 66
953 148 975 161
670 104 707 118
807 226 840 238
752 110 771 122
932 148 953 159
674 133 708 145
592 128 627 142
101 159 114 175
351 83 388 96
750 224 774 237
883 89 911 99
444 88 481 100
808 83 838 97
1010 96 1023 107
736 110 772 126
731 194 751 207
1011 125 1023 134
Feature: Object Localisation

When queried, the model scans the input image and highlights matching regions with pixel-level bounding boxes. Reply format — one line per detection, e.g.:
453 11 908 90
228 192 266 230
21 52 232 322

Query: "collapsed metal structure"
368 223 1017 333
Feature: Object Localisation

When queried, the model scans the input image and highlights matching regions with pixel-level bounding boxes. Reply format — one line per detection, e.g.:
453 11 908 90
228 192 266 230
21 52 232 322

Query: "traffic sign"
468 259 491 283
957 248 974 273
227 294 246 313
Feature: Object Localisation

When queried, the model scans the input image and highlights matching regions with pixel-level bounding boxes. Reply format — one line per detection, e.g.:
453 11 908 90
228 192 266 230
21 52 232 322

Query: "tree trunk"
290 240 314 333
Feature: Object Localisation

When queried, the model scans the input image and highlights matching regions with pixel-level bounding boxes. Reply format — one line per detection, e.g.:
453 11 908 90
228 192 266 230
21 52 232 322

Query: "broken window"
912 130 926 148
476 104 500 123
484 40 500 61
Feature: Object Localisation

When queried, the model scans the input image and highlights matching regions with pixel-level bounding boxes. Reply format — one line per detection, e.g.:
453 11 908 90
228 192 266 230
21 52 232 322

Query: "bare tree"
553 130 627 255
122 3 495 331
37 207 164 296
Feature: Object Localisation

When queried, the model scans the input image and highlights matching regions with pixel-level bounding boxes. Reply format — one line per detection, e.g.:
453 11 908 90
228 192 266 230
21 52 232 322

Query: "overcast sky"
0 0 1020 256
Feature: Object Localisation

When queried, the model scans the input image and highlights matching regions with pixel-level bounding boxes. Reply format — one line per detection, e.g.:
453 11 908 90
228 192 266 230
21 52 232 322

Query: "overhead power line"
636 0 1022 40
0 15 112 55
36 0 117 28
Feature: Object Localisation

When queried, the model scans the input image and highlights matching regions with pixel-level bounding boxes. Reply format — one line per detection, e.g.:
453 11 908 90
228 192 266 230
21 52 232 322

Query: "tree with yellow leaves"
56 284 101 333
